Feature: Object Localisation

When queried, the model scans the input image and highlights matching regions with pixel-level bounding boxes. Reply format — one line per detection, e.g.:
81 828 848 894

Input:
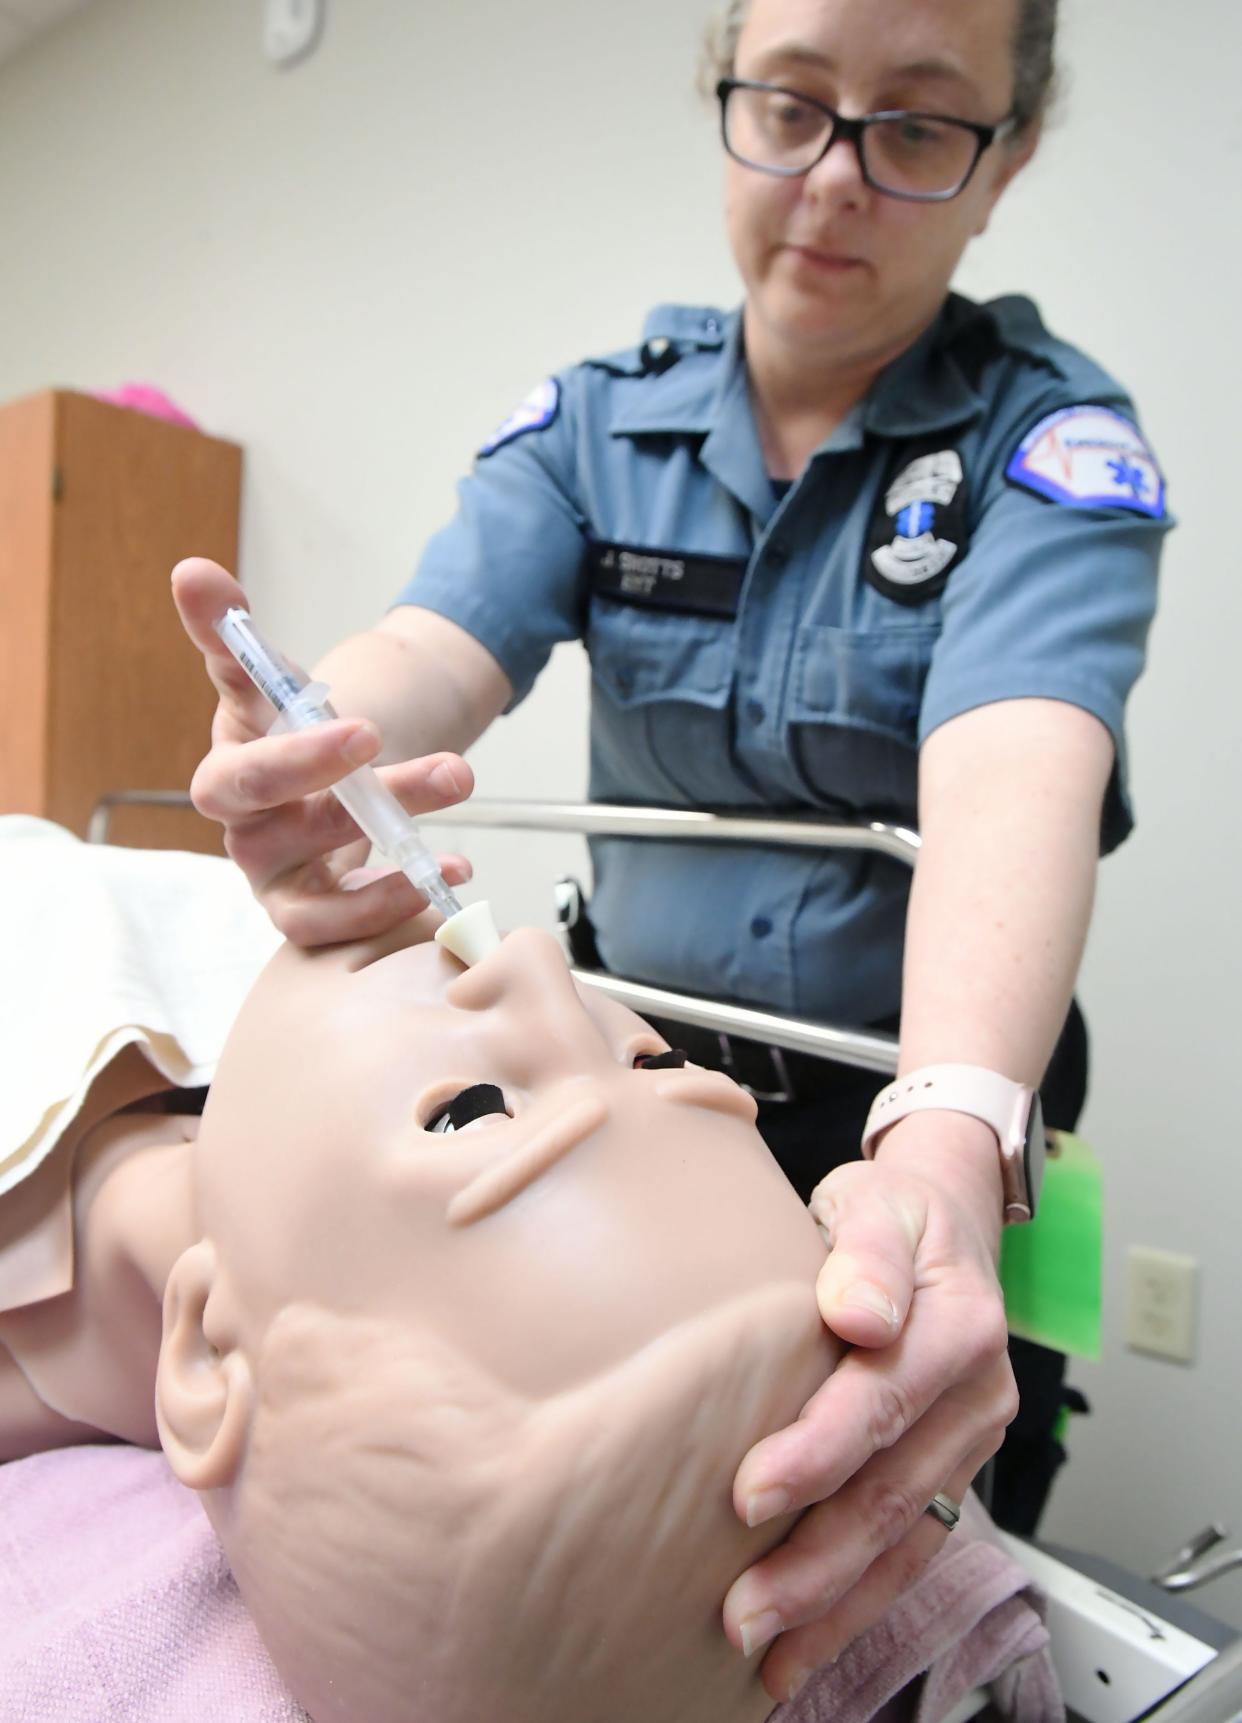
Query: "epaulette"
950 294 1123 399
583 304 730 380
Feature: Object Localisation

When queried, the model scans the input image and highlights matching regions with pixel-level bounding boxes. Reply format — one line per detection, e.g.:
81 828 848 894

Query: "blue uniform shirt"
396 294 1169 1025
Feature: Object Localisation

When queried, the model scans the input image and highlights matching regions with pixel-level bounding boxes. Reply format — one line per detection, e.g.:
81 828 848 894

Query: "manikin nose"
488 927 588 1005
447 926 615 1062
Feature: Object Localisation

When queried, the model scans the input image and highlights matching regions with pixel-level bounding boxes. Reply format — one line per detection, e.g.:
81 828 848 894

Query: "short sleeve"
919 414 1169 852
391 375 589 710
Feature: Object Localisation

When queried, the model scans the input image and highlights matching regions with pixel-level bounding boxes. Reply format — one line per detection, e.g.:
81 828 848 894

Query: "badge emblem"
866 448 968 605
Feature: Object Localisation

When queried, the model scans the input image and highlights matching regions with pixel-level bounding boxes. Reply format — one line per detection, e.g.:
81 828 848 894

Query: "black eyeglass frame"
716 77 1015 203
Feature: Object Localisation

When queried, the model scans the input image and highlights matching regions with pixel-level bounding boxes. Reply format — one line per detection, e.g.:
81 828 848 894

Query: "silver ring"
925 1491 961 1531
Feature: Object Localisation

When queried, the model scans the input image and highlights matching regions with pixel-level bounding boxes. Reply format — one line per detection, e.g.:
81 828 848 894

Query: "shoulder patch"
1006 405 1166 518
478 378 560 458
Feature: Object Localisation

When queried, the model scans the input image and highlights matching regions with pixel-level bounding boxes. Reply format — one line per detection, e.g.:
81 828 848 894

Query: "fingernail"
745 1486 791 1527
786 1666 814 1702
739 1608 783 1658
844 1283 897 1328
343 725 378 766
430 761 464 796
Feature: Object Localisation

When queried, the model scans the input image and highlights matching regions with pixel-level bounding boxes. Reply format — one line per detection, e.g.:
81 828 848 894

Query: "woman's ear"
974 126 1041 236
155 1239 254 1492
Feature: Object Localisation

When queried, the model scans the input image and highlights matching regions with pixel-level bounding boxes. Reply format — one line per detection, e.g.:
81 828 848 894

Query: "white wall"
2 0 1239 1626
955 0 1242 1622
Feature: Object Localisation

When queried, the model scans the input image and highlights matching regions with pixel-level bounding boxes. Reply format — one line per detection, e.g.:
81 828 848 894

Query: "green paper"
998 1131 1102 1361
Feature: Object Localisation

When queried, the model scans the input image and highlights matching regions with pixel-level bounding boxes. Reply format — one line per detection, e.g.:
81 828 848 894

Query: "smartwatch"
860 1064 1045 1224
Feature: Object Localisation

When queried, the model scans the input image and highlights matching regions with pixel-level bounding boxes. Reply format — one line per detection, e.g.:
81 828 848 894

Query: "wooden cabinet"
0 389 241 852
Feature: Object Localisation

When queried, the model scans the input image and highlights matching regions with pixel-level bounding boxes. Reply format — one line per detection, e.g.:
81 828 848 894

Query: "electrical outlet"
1126 1246 1197 1363
262 0 324 67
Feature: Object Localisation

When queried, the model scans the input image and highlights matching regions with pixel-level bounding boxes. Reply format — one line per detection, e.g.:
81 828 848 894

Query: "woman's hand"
171 557 475 945
723 1114 1017 1704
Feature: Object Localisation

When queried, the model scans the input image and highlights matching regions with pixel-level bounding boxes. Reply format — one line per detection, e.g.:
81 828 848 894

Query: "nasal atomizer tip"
435 900 502 966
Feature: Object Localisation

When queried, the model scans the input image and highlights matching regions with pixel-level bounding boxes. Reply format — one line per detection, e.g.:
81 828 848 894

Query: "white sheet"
0 817 281 1199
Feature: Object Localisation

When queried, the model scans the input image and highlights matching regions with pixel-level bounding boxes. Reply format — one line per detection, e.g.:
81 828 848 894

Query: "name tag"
585 540 747 619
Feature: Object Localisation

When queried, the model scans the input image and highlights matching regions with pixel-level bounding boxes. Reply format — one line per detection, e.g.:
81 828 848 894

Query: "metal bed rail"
432 797 921 865
87 789 206 841
90 791 913 1076
431 798 916 1075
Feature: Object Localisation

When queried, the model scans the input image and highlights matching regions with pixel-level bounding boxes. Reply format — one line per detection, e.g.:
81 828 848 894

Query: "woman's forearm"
314 606 512 766
899 697 1114 1083
870 697 1115 1234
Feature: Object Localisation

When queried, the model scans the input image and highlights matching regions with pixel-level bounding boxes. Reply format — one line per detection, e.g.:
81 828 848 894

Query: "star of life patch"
478 378 560 458
1006 405 1166 518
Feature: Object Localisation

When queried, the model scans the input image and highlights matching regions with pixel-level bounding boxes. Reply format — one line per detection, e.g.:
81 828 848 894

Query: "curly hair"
700 0 1059 137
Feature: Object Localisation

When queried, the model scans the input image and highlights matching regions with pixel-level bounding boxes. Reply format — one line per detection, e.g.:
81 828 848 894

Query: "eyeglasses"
716 78 1015 203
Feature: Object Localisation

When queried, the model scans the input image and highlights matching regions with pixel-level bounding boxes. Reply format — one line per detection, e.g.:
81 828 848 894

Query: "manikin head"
156 919 837 1723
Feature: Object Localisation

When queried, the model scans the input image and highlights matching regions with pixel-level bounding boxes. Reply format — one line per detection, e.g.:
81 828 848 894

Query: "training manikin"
0 916 838 1723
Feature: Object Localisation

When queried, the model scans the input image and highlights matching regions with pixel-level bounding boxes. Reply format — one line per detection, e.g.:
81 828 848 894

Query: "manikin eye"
633 1050 688 1070
426 1083 509 1133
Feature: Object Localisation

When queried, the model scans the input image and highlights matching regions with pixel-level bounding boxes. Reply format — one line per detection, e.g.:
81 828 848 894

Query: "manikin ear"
155 1239 255 1493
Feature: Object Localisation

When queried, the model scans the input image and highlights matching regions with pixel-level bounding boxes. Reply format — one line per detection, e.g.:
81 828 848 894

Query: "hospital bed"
88 789 1242 1723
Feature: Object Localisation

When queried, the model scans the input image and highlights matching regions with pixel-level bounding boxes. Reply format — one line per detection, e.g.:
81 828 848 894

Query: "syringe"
213 606 463 922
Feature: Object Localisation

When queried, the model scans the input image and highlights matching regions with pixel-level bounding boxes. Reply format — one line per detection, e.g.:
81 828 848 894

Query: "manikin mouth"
445 1089 608 1228
651 1067 758 1124
441 1061 756 1228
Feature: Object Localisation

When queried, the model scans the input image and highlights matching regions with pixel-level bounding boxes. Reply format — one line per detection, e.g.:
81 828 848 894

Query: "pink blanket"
0 1445 1060 1722
1 1445 305 1721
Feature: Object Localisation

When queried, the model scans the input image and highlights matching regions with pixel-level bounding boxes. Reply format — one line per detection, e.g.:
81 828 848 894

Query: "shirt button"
745 699 765 726
765 544 789 569
750 916 773 940
703 316 721 335
613 670 632 697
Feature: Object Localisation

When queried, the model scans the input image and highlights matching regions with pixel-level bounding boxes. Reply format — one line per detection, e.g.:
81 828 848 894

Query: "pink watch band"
860 1064 1041 1223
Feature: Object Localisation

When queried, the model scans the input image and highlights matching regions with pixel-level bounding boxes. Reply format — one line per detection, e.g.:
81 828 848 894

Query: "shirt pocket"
786 621 938 817
588 598 733 705
587 598 743 804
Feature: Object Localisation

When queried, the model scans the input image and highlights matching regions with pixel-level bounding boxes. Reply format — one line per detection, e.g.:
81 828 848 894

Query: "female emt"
174 0 1169 1705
